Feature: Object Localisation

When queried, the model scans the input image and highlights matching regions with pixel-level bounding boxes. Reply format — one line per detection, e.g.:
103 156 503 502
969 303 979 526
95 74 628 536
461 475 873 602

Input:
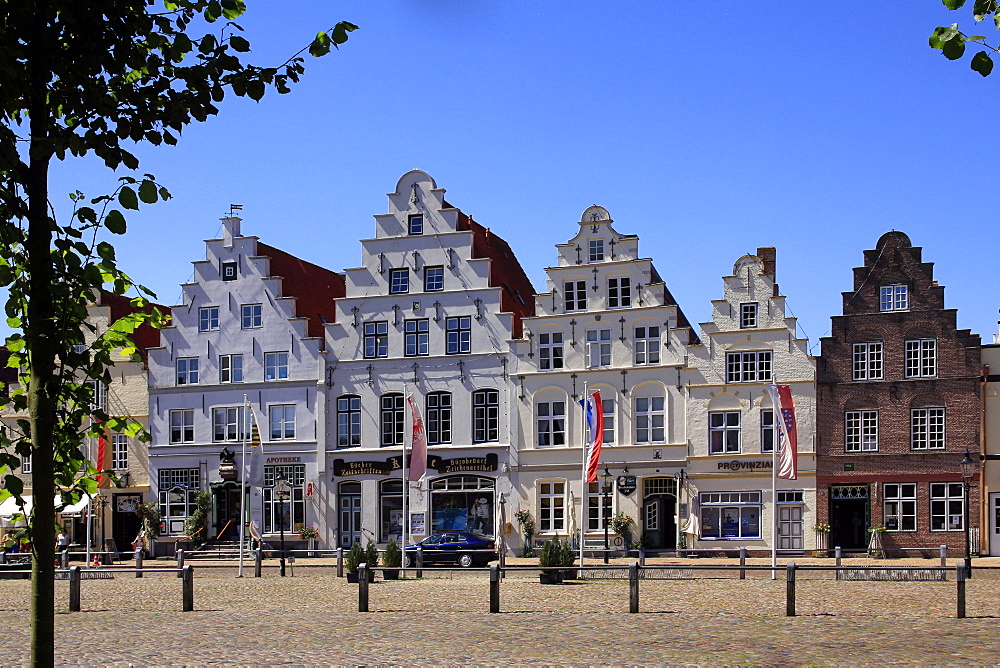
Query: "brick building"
816 231 981 555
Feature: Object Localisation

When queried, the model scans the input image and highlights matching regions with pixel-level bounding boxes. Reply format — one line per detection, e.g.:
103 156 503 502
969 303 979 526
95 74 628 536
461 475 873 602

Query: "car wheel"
458 552 474 568
403 553 413 568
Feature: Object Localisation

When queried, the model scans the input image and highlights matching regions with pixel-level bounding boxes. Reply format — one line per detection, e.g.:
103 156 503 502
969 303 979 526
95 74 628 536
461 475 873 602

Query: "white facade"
683 248 818 553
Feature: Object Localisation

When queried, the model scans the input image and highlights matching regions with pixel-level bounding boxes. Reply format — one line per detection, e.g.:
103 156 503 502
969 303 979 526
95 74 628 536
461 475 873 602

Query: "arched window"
426 391 452 445
336 395 361 448
381 393 405 447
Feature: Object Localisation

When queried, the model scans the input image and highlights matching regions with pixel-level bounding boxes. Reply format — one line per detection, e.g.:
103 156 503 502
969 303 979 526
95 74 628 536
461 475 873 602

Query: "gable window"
364 321 388 359
536 401 566 447
473 389 499 443
635 396 665 443
337 395 361 448
725 351 772 383
740 303 758 329
539 481 566 532
761 409 775 453
199 306 219 332
219 354 243 383
884 483 917 531
911 407 945 450
445 316 471 354
241 303 262 329
564 280 587 312
602 398 615 445
264 352 289 380
176 357 199 385
424 266 444 292
269 405 295 440
212 406 249 442
589 239 604 262
852 342 883 381
880 284 908 312
930 483 965 531
607 277 631 308
389 268 409 294
586 328 612 368
111 433 129 471
905 339 937 378
845 410 878 452
404 319 429 356
426 392 452 445
169 409 194 443
408 214 423 235
709 411 741 454
634 325 660 365
380 393 405 447
538 331 563 370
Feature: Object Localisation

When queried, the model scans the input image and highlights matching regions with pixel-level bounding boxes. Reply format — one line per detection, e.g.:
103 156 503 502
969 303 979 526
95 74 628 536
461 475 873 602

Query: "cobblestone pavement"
2 556 1000 666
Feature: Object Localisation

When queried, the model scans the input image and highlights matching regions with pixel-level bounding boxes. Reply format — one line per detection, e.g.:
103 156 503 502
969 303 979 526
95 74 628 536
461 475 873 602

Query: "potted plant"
514 508 535 557
867 524 887 559
344 542 365 583
297 524 320 557
364 539 379 579
538 538 562 584
382 539 401 580
609 511 636 552
556 536 577 581
813 522 831 557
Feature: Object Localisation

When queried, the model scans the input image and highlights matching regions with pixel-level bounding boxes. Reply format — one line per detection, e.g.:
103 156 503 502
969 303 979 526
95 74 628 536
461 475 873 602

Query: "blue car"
402 531 496 567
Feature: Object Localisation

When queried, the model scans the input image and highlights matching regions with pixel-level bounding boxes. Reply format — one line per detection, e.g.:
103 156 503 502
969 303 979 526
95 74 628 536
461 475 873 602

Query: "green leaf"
138 179 158 204
230 35 250 52
332 22 358 45
118 186 138 210
972 50 994 75
973 0 997 20
6 317 20 328
943 0 967 9
930 26 958 49
105 210 127 234
247 79 265 101
943 36 967 59
309 32 331 57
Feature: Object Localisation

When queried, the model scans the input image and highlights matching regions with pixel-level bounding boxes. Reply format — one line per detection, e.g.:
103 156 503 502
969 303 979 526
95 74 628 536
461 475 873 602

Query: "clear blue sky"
44 1 1000 349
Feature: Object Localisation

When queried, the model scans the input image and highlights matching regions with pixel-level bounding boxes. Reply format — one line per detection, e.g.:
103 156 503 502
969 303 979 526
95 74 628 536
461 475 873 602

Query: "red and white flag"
765 384 798 480
583 390 603 483
407 395 426 482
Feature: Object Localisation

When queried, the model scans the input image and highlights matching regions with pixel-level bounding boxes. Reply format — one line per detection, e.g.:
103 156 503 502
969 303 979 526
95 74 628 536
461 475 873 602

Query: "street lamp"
274 471 290 577
601 465 613 564
960 451 976 577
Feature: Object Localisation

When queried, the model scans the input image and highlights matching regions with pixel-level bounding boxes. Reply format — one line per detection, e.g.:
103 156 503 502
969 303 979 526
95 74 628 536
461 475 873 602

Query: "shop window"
157 468 201 535
930 482 964 531
884 483 916 532
380 479 404 543
699 492 761 539
429 475 495 536
263 465 304 534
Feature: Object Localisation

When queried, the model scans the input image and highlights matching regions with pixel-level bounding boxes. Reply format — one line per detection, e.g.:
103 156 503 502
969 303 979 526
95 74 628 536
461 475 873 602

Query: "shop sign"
717 460 773 472
333 457 403 477
266 456 302 464
410 512 426 534
616 475 637 496
427 453 498 474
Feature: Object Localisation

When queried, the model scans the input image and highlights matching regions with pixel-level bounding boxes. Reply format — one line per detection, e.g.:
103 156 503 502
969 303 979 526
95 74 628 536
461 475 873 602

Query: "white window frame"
845 410 879 452
111 433 129 471
586 328 612 368
176 357 199 385
538 331 564 370
219 353 243 383
709 410 741 454
905 339 937 378
84 380 108 412
269 404 295 441
538 480 566 533
589 239 604 262
169 409 194 444
587 480 613 531
389 268 409 294
634 325 660 365
699 492 762 539
241 303 262 329
607 277 632 308
404 319 429 357
564 280 587 312
198 306 220 332
263 465 305 534
363 321 388 359
726 350 772 383
445 316 471 354
536 400 566 447
408 214 423 235
883 483 917 532
426 391 452 445
761 409 775 453
337 395 361 448
602 398 615 445
880 284 908 312
473 389 499 443
380 393 405 447
20 454 31 473
852 341 883 381
930 482 965 531
212 406 249 442
424 265 444 292
635 395 665 443
740 302 758 329
911 407 945 450
264 351 289 381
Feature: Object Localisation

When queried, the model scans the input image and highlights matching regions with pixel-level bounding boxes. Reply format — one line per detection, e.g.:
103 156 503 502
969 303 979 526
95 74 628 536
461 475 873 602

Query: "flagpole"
402 394 409 578
579 381 588 570
238 394 248 577
768 383 778 580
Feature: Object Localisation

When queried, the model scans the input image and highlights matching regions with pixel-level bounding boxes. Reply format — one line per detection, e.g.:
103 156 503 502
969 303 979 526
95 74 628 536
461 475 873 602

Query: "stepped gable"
98 291 169 361
257 242 345 340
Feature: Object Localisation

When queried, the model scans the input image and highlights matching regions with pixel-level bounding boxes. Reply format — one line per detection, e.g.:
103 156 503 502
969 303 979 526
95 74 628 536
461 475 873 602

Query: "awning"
0 494 94 521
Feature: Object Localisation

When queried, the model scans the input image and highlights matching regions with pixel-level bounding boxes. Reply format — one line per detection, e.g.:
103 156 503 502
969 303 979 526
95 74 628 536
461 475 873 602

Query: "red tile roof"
98 292 169 361
257 243 345 340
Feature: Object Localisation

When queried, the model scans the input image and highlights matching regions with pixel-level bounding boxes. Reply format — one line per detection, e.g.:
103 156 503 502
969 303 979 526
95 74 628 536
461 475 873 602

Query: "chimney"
756 247 776 278
221 216 242 248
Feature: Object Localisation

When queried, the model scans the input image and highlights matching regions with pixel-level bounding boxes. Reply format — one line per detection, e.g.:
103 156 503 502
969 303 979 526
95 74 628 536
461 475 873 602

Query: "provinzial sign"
717 460 773 472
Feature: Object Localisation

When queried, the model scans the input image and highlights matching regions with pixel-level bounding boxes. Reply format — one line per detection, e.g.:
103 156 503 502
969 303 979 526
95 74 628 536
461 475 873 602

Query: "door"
642 495 677 549
339 493 362 548
777 505 803 550
213 487 241 540
991 493 1000 556
830 486 869 550
112 493 142 553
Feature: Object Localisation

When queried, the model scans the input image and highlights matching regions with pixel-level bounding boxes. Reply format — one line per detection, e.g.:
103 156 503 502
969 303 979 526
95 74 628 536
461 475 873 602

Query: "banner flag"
245 407 265 486
407 395 427 482
582 390 603 483
765 384 798 480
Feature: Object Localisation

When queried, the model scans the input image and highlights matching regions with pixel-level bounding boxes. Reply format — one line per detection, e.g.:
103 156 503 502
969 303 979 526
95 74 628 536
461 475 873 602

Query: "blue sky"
44 2 1000 349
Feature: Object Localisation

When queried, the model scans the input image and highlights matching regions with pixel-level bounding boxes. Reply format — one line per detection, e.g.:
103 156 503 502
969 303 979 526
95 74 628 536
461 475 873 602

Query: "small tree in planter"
538 538 562 584
364 540 379 579
344 542 365 582
514 508 535 557
382 539 401 580
609 512 636 551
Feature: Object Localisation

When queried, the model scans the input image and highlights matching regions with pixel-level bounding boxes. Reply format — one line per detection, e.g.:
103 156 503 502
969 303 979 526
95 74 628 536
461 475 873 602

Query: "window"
212 406 249 442
539 481 566 532
634 325 660 365
761 409 775 453
364 321 388 359
602 398 615 445
263 465 305 534
199 306 219 332
241 303 262 329
408 214 423 235
381 394 404 447
446 316 471 354
607 277 631 308
564 280 587 312
158 469 201 534
845 410 878 452
84 380 108 411
586 328 612 368
884 483 916 531
404 319 429 356
426 392 452 445
424 265 444 292
536 401 566 447
538 332 563 370
20 454 31 474
380 479 404 542
700 492 761 538
389 268 409 294
740 303 758 329
473 389 499 443
269 405 295 440
911 407 945 450
905 339 937 378
880 284 908 312
930 483 965 531
264 352 289 380
636 396 665 443
337 395 361 448
587 481 613 531
112 433 129 470
219 354 243 383
169 409 194 443
176 357 199 385
589 239 604 262
709 411 741 454
852 342 883 381
726 351 772 383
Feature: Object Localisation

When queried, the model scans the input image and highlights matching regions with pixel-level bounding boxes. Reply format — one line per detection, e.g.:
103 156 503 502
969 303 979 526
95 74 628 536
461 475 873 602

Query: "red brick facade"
816 231 982 555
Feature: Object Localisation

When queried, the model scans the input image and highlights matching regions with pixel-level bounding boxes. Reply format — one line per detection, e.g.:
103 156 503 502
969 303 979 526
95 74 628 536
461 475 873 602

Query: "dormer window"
879 284 908 312
589 239 604 262
408 214 423 235
740 302 758 329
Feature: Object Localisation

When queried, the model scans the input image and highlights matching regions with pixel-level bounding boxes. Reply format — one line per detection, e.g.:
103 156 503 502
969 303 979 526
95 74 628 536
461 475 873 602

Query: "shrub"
383 539 401 567
538 538 561 568
344 542 364 573
364 540 379 568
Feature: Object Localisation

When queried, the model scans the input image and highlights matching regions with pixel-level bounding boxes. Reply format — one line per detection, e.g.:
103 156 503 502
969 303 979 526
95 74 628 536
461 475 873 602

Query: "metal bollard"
639 546 646 567
940 545 948 568
416 548 423 578
61 549 69 570
629 561 640 613
337 548 344 578
489 563 501 613
134 548 143 578
358 563 369 612
182 565 194 612
0 551 5 564
498 549 506 579
739 547 746 580
835 546 842 567
254 548 262 578
785 563 796 617
176 549 184 578
68 566 81 612
956 563 966 619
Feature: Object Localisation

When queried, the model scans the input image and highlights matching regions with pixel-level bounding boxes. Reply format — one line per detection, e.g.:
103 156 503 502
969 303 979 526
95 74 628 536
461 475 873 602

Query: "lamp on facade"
960 451 976 577
601 465 613 564
274 471 291 577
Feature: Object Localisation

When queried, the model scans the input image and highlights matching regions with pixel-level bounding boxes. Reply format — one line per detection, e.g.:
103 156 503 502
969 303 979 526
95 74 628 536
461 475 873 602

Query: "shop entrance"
777 505 804 550
829 485 869 550
212 484 241 541
339 481 362 548
112 493 142 552
990 493 1000 556
641 477 678 549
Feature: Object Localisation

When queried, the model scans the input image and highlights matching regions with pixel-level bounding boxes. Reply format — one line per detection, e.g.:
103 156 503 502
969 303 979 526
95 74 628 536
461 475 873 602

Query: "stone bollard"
785 563 796 617
358 563 369 612
629 561 640 614
739 547 746 580
182 565 194 612
134 547 143 578
61 549 70 570
176 549 184 578
940 545 948 568
835 546 842 567
956 563 966 619
69 566 82 612
337 547 344 578
254 548 262 578
489 563 501 613
416 548 423 578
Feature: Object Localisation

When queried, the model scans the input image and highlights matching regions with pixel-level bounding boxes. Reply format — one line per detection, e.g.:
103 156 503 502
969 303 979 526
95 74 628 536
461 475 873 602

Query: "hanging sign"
616 475 637 497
